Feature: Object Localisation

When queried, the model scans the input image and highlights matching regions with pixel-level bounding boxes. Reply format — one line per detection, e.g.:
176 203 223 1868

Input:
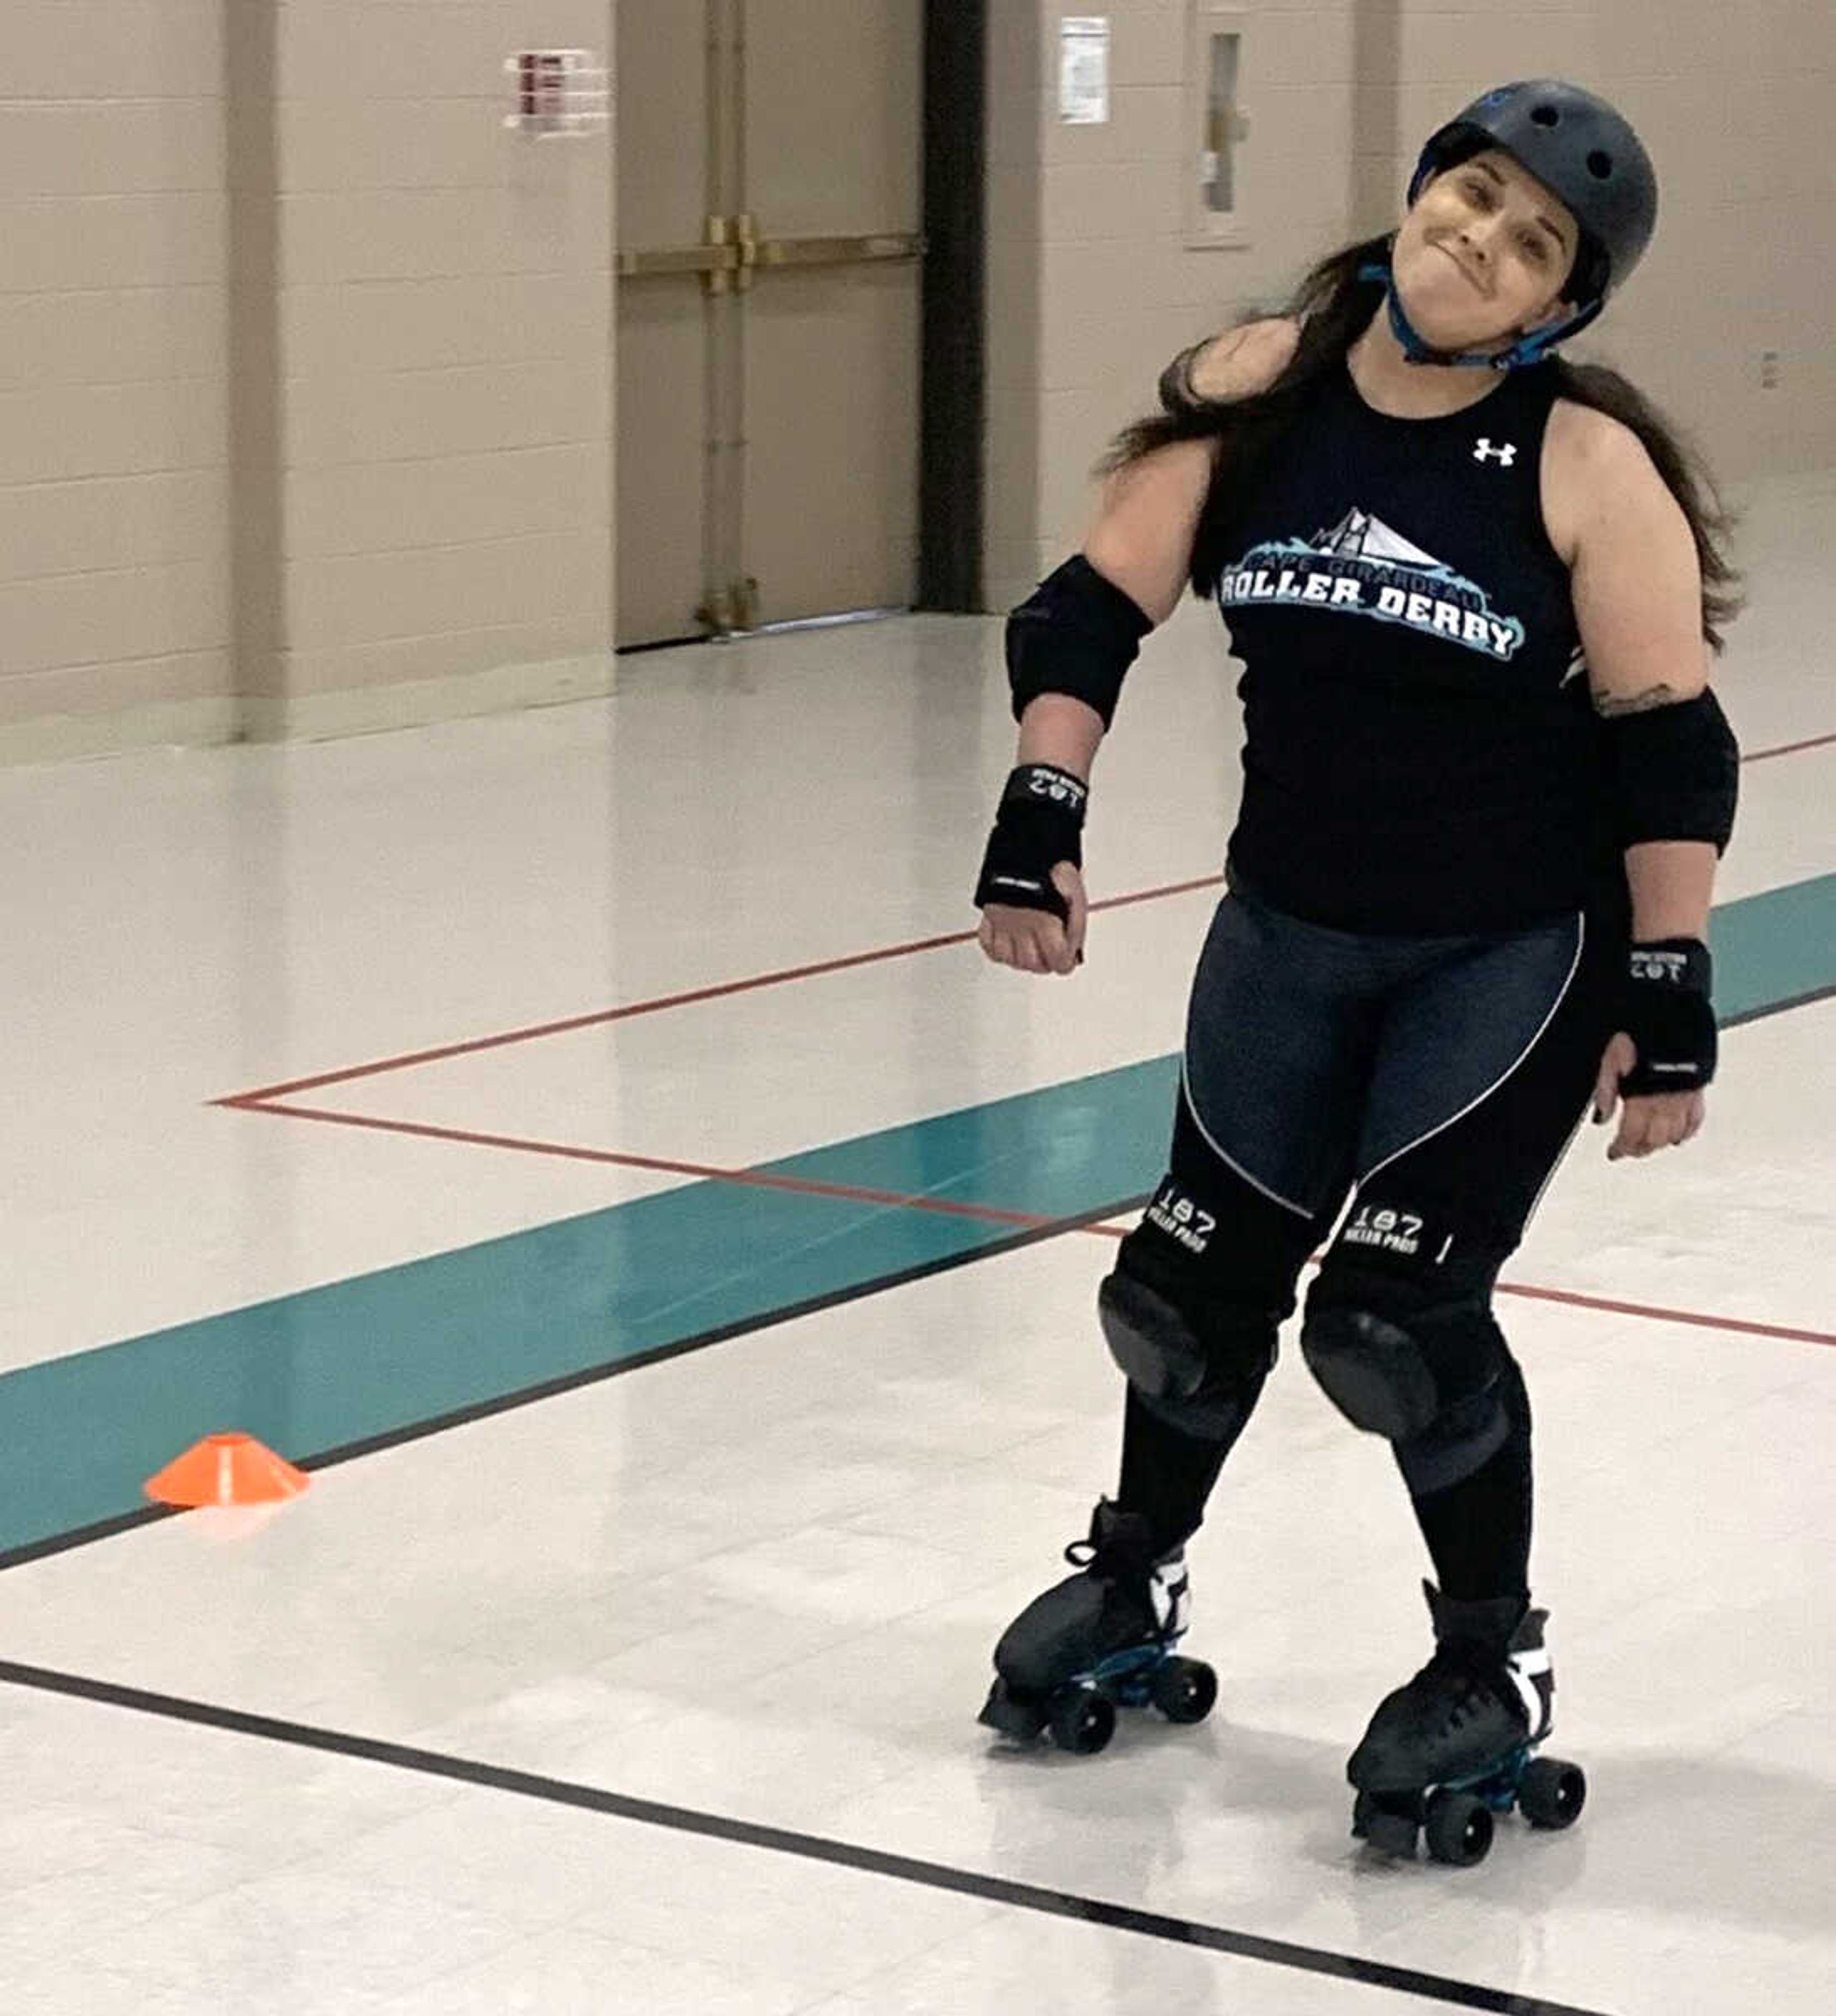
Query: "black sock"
1407 1360 1534 1602
1116 1384 1254 1555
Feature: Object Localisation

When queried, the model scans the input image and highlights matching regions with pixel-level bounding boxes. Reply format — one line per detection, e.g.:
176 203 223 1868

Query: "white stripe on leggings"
1354 912 1587 1193
1178 1059 1315 1219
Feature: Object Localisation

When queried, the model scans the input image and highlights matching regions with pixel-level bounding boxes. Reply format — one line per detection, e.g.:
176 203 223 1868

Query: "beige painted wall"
988 0 1836 610
2 1 616 763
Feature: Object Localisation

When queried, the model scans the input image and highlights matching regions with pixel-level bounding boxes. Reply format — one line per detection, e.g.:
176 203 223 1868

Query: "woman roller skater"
972 81 1742 1864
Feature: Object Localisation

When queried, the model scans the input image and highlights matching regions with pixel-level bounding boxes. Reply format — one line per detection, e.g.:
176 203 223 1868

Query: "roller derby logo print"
1217 506 1527 662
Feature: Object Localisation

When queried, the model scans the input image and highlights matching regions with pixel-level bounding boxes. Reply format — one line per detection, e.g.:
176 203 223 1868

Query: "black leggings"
1116 887 1623 1597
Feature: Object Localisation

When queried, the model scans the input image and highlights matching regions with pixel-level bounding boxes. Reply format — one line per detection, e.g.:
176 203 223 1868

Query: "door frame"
611 1 986 647
918 0 985 614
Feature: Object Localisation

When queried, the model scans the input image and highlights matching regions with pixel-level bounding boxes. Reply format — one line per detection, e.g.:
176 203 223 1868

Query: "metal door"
615 0 924 646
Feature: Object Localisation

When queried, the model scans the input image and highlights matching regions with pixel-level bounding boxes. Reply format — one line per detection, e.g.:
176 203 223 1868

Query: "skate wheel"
1047 1686 1115 1755
1518 1756 1587 1830
1424 1789 1493 1867
1150 1656 1217 1726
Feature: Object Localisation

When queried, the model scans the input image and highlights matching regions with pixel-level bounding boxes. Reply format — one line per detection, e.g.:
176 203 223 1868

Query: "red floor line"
211 728 1829 1108
1085 1219 1835 1347
212 874 1228 1107
1488 1278 1833 1346
238 1099 1835 1348
211 931 980 1105
243 1100 1062 1231
1741 729 1836 764
1089 874 1226 910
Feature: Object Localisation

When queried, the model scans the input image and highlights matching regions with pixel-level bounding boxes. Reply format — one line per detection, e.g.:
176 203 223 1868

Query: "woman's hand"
978 864 1088 975
1592 1032 1706 1160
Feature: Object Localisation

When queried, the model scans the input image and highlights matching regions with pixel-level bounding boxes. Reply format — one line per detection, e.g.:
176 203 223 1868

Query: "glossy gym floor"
0 472 1830 2014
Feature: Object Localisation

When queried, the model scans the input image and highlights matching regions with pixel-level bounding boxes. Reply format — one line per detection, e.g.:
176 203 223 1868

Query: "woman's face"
1391 148 1582 353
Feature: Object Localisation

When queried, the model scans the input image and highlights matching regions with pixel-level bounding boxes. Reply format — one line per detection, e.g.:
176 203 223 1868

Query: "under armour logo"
1474 438 1518 467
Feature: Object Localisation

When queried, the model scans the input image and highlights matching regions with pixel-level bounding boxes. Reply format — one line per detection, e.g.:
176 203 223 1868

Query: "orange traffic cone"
145 1432 310 1509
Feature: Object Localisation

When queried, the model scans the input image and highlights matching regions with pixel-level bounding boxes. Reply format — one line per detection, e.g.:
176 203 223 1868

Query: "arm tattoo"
1594 683 1679 718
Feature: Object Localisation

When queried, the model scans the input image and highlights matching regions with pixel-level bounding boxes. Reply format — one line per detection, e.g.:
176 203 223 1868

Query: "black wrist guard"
1619 938 1717 1095
974 765 1087 923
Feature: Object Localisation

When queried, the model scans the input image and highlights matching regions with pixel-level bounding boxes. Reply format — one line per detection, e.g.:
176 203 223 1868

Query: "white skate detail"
1152 1556 1190 1641
1508 1645 1553 1740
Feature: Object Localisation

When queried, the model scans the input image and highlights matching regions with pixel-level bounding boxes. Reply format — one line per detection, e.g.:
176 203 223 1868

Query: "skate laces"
1063 1515 1158 1582
1064 1535 1141 1578
1416 1638 1519 1737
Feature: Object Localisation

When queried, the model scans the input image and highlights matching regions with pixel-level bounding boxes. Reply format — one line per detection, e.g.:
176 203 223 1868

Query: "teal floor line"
1705 872 1836 1022
2 875 1831 1561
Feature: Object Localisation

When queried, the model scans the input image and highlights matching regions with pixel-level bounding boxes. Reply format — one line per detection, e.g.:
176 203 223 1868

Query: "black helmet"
1410 79 1659 312
1366 79 1660 370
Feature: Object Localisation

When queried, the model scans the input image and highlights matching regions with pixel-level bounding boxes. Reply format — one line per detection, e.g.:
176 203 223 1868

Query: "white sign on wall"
1059 16 1111 125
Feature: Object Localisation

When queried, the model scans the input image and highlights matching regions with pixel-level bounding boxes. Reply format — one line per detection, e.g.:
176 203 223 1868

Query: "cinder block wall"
2 1 616 763
1 3 234 760
250 1 615 743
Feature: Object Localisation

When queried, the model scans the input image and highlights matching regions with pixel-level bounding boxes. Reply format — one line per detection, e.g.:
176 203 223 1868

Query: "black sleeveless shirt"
1217 354 1618 933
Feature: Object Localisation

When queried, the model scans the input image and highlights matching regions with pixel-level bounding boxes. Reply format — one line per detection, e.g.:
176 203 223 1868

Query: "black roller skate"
978 1499 1217 1755
1348 1581 1586 1866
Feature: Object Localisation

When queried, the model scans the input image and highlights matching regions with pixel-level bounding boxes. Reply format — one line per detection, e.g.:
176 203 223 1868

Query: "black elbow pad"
1005 556 1154 730
1601 689 1740 854
1159 339 1211 415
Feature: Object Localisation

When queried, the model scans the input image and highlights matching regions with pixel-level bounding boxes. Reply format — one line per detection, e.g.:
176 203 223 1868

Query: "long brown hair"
1105 234 1745 653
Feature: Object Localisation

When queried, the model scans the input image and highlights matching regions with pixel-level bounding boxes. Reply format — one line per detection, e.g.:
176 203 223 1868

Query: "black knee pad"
1300 1264 1511 1489
1102 1121 1317 1445
1099 1245 1278 1443
1392 1383 1512 1495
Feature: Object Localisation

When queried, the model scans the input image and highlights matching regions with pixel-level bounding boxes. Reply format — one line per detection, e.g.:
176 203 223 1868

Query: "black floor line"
0 1655 1616 2016
5 1010 1815 2002
1721 980 1836 1028
0 1192 1152 1575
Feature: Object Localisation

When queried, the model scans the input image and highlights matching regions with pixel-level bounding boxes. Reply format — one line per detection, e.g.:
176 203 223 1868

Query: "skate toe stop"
1361 1808 1421 1859
978 1679 1048 1741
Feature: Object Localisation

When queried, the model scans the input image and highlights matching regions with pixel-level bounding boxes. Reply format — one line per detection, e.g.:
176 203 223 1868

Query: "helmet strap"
1357 252 1603 371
